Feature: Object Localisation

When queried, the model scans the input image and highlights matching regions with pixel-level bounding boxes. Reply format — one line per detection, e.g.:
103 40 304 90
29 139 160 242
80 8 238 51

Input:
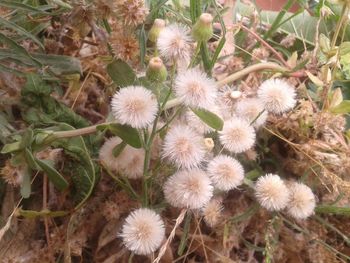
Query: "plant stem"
53 124 102 138
189 41 202 68
330 3 348 49
240 24 290 68
218 62 287 87
315 205 350 216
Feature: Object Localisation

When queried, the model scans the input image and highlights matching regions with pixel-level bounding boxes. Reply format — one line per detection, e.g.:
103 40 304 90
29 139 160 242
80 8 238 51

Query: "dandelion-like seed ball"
162 125 206 169
255 174 290 211
201 197 223 227
99 137 145 179
157 24 192 63
99 137 123 171
111 86 158 129
120 208 165 255
174 68 217 108
219 118 256 153
163 168 213 209
207 155 244 191
117 146 145 179
235 98 268 128
257 78 296 114
287 182 316 219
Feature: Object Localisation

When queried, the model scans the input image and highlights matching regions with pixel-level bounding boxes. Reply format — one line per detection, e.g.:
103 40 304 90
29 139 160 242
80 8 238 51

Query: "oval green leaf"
36 158 69 191
107 59 136 87
330 100 350 114
97 123 142 148
191 108 224 131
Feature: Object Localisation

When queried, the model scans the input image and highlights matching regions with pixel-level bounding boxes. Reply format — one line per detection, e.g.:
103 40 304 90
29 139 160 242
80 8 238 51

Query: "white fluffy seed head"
162 125 206 169
99 137 122 171
287 182 316 219
120 208 165 255
257 78 296 114
163 169 213 209
157 24 192 63
207 155 244 191
255 174 290 211
201 197 223 227
235 98 268 128
175 68 217 108
111 86 158 129
99 137 145 179
219 118 256 153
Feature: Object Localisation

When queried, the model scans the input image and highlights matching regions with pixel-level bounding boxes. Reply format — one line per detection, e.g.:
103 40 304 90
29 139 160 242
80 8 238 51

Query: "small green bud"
192 13 213 42
146 57 167 82
148 19 166 43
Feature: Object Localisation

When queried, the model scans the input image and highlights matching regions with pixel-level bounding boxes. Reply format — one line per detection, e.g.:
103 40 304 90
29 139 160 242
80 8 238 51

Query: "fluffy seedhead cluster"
255 174 316 219
91 11 319 259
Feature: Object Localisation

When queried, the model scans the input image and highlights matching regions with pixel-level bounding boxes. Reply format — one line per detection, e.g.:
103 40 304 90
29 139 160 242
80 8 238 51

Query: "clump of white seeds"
287 182 316 219
219 117 256 153
111 85 158 129
120 208 165 255
162 125 206 169
206 155 244 191
163 168 213 209
255 174 290 211
257 78 296 114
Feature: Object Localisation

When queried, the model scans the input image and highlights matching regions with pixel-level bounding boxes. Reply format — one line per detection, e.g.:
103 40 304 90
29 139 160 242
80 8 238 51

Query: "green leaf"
0 49 82 76
50 0 72 9
0 32 42 67
0 0 51 14
191 108 224 131
20 169 31 199
107 59 137 87
33 53 82 75
20 129 34 148
340 53 350 80
330 100 350 114
139 25 147 66
36 158 69 191
50 123 96 209
112 141 127 157
17 208 68 218
0 16 44 50
97 123 142 148
24 148 39 170
1 141 22 154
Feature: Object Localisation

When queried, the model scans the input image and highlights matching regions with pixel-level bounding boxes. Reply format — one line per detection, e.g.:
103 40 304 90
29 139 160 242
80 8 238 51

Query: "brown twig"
240 24 290 68
43 174 53 261
153 209 187 263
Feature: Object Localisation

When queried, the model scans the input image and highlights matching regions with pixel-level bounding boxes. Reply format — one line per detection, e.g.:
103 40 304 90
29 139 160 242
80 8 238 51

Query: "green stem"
315 205 350 216
189 42 202 68
330 3 348 49
263 0 296 40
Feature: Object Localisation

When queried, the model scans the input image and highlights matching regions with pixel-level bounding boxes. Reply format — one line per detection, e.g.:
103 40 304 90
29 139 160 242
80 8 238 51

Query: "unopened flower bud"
149 19 166 43
146 57 167 82
192 13 213 42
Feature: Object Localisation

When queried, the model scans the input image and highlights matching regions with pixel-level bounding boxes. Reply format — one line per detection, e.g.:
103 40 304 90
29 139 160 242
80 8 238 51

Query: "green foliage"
330 100 350 113
97 123 142 148
36 158 69 191
191 108 224 131
107 59 137 87
21 73 89 128
51 123 97 209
